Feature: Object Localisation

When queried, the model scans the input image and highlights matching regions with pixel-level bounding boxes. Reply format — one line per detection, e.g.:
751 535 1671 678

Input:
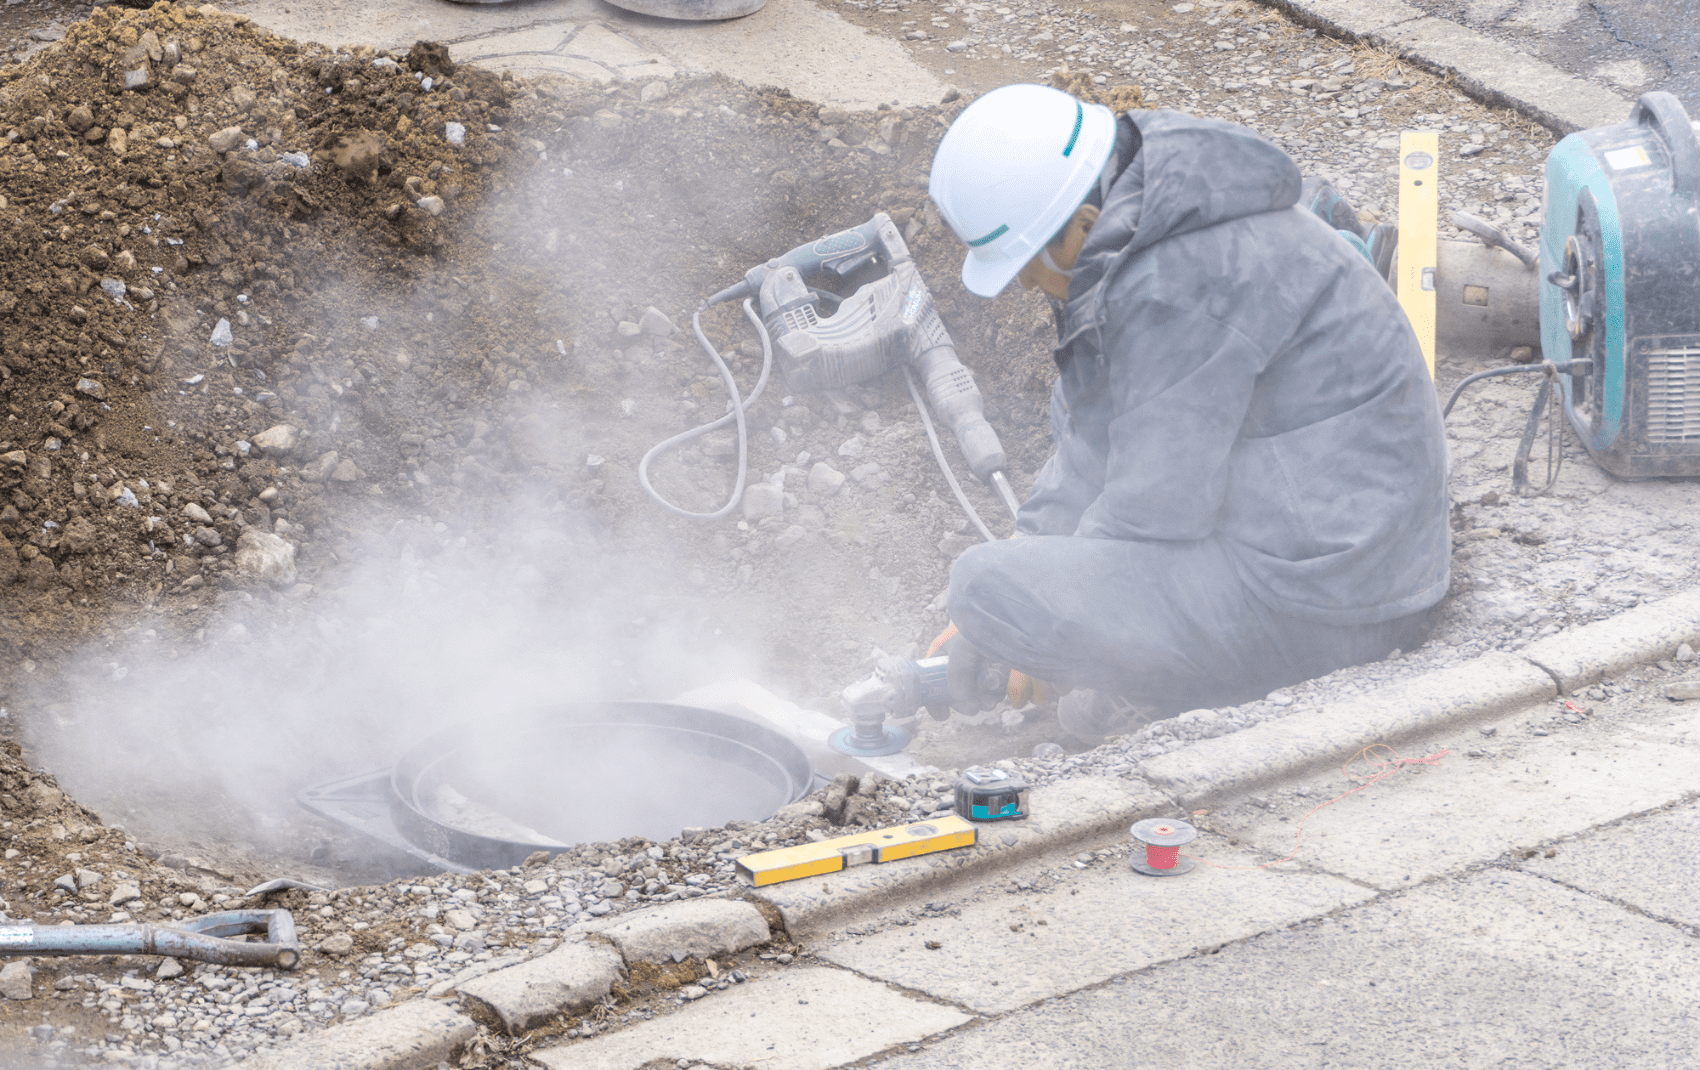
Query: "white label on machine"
1604 146 1652 171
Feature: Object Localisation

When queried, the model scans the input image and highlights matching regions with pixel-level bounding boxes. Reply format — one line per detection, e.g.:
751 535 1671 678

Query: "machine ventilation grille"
1643 337 1700 443
782 304 819 333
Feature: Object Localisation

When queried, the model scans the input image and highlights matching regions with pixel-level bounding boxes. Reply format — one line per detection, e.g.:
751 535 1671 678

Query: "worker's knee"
944 538 1015 622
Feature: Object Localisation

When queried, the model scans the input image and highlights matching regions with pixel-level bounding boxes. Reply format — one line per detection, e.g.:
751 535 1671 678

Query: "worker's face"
1017 204 1098 301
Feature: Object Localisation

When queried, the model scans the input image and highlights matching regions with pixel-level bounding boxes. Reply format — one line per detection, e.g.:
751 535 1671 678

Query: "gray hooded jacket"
1017 109 1450 626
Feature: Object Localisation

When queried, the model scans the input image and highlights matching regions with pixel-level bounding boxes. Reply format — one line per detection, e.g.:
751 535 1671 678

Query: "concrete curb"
234 1000 476 1070
1140 651 1556 808
1261 0 1630 132
1143 587 1700 809
751 776 1172 935
1519 586 1700 695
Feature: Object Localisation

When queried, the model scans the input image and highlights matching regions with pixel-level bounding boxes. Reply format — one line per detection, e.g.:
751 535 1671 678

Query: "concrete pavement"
215 0 1647 132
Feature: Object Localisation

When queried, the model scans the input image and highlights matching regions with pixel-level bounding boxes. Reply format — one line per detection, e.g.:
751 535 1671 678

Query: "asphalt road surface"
1397 0 1699 108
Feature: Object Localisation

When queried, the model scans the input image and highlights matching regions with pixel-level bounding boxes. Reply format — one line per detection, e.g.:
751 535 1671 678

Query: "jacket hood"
1071 110 1303 294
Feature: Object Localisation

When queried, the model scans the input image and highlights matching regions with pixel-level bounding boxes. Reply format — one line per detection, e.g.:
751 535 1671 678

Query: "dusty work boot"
1364 222 1399 285
1055 689 1162 746
1299 176 1368 238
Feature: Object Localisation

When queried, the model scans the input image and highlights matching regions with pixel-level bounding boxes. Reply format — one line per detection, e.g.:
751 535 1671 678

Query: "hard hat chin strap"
1038 246 1074 278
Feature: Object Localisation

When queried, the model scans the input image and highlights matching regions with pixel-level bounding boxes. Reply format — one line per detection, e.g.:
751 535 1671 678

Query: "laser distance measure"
954 768 1029 822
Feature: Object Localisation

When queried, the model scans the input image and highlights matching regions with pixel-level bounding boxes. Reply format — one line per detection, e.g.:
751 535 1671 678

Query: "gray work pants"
947 534 1435 713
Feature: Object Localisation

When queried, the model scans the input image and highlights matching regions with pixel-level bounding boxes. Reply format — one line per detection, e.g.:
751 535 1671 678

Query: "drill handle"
916 343 1008 483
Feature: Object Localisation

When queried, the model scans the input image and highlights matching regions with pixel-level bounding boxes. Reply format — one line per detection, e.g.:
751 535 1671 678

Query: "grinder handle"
1631 91 1700 202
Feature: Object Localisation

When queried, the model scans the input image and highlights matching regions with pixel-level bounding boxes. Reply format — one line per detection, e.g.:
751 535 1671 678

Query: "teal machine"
1542 91 1700 476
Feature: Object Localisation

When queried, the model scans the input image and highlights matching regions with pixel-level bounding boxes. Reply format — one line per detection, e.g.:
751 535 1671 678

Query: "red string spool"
1129 817 1198 877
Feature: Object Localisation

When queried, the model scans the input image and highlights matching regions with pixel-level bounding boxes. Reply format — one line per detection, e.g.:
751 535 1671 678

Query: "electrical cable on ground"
1444 359 1577 497
637 300 773 520
644 298 1003 542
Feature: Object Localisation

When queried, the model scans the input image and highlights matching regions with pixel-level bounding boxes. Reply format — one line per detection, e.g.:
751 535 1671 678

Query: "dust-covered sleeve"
1073 297 1270 541
1015 377 1103 536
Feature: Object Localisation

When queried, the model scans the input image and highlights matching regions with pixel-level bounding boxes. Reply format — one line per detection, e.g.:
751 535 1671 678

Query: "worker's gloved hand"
941 632 1010 715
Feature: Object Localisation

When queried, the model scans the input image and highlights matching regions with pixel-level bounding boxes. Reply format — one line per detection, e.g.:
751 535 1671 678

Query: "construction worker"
926 84 1450 744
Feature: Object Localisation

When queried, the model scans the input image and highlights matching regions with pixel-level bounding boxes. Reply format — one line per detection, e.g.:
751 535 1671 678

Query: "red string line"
1186 743 1451 871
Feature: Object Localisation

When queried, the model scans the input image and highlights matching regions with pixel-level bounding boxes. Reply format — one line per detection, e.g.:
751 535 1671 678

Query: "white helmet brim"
930 85 1118 298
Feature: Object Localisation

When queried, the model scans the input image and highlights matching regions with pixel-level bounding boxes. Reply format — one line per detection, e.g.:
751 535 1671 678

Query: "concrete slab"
814 840 1374 1015
1520 586 1700 695
864 871 1700 1069
1522 799 1700 929
1207 710 1700 890
228 0 947 109
595 898 769 964
1259 0 1427 38
1142 651 1556 807
234 1001 476 1070
753 776 1170 935
1378 17 1629 133
530 966 972 1070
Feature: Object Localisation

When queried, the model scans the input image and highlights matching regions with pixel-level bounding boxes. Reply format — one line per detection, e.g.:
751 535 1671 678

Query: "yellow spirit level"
735 815 977 887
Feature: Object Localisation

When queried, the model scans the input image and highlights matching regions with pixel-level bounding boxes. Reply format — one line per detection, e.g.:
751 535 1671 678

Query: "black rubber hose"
1443 362 1552 418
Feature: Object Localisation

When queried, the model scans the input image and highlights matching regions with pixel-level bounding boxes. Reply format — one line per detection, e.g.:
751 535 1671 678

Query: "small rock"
416 195 445 216
235 531 298 587
809 462 846 495
75 378 104 399
0 962 32 1001
210 318 233 347
183 503 213 524
850 462 883 484
300 452 340 482
1677 643 1696 663
640 81 669 103
60 517 98 554
109 882 141 907
330 458 364 482
341 999 371 1017
207 127 246 153
444 908 478 931
121 68 150 91
639 306 675 337
319 934 355 955
681 984 707 1000
444 122 466 145
156 959 184 980
251 424 301 454
743 482 784 520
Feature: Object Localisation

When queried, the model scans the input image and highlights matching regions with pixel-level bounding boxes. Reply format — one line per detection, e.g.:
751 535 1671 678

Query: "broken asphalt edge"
232 582 1700 1068
1257 0 1631 133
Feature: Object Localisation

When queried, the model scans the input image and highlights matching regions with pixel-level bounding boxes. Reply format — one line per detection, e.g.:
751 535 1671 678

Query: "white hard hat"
929 84 1118 297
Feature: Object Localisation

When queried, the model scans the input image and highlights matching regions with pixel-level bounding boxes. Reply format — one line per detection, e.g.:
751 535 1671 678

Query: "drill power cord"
637 299 773 520
646 295 1005 543
1443 359 1579 497
902 364 998 544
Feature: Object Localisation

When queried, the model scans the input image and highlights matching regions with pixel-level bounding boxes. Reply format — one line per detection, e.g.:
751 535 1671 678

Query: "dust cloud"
16 485 768 872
